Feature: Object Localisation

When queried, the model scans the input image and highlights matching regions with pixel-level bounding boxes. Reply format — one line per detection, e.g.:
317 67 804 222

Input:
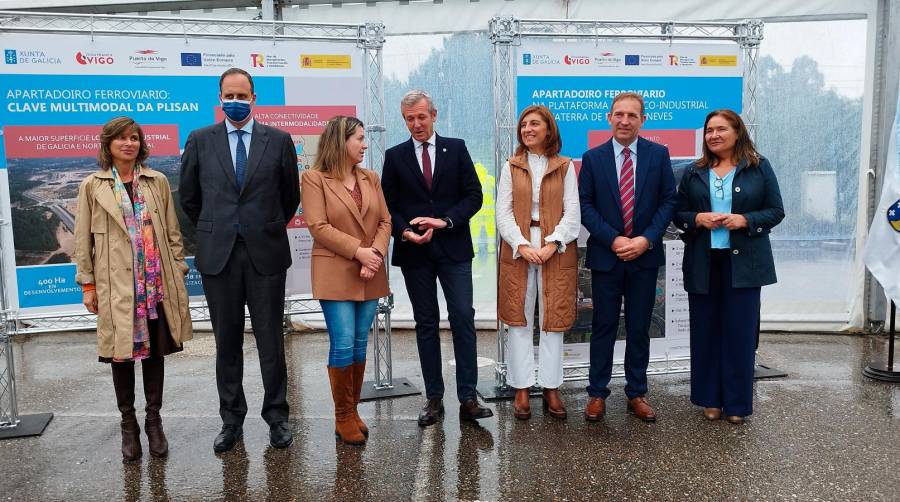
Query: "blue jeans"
320 299 378 368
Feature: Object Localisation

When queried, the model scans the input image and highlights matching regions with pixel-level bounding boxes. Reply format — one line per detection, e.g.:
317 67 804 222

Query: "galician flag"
863 115 900 305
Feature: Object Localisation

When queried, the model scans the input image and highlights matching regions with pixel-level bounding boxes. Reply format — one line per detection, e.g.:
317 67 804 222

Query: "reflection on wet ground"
1 331 898 500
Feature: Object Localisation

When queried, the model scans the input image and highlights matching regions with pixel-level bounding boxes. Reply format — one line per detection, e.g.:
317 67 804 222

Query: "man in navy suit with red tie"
579 92 677 422
381 90 493 427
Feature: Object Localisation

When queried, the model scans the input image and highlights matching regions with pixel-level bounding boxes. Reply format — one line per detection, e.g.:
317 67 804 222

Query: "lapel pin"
442 148 447 152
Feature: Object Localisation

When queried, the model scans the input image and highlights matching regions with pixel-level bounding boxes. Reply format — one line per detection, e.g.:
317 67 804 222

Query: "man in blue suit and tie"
579 92 677 422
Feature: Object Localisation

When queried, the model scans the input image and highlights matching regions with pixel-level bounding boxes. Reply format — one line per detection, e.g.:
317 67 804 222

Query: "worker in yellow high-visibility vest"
470 162 496 255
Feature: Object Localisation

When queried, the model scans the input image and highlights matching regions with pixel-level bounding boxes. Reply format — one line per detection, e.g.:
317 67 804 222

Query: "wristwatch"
440 216 454 229
554 240 563 252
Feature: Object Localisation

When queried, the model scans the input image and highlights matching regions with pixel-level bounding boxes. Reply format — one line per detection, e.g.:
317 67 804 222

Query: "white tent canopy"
0 0 896 332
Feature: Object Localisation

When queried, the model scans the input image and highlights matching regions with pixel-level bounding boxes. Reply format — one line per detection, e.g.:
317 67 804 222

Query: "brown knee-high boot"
351 360 369 438
111 361 142 463
142 356 168 457
327 366 365 445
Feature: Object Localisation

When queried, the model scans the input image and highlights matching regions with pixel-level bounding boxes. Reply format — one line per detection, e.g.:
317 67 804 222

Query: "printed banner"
0 33 364 311
516 40 743 362
517 41 743 162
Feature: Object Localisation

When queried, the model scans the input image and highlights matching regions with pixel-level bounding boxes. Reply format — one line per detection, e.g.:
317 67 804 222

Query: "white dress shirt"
612 137 638 189
225 118 254 173
496 152 581 258
412 132 437 174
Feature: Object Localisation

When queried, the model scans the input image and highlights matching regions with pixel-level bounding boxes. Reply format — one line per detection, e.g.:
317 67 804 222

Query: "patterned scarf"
111 166 164 361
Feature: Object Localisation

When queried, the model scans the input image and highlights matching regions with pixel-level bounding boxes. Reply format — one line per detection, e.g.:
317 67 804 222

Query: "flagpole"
863 301 900 382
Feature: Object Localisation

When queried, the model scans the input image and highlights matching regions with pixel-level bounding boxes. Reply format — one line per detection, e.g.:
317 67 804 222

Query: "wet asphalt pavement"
1 330 899 501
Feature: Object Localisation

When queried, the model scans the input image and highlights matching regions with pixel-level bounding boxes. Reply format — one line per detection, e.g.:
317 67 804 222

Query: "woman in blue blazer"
674 109 784 424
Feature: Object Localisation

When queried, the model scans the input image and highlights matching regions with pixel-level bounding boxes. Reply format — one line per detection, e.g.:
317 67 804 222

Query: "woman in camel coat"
301 115 391 445
74 116 192 462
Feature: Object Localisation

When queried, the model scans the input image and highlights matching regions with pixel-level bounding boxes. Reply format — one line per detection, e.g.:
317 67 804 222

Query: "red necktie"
422 141 432 191
619 147 635 237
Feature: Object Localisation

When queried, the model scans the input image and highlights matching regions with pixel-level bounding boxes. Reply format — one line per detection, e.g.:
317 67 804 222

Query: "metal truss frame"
0 12 398 433
0 10 364 42
0 311 17 428
487 16 763 392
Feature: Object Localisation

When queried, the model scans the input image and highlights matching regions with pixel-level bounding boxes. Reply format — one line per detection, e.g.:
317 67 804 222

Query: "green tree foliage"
8 178 41 206
12 207 60 252
383 33 494 174
755 55 862 240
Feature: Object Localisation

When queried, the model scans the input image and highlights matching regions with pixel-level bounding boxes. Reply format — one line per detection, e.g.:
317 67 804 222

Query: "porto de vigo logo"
888 199 900 233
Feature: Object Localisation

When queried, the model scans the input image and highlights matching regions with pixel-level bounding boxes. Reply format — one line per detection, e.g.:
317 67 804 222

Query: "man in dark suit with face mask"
180 67 300 452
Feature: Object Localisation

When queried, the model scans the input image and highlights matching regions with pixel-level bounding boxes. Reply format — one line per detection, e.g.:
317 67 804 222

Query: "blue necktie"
234 129 247 188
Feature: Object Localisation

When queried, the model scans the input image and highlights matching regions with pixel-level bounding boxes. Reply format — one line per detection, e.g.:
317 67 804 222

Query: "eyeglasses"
713 177 725 200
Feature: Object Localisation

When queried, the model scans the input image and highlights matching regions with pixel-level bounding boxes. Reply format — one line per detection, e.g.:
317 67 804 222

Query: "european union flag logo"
522 53 532 65
4 49 17 64
625 55 640 66
181 52 202 66
889 199 900 233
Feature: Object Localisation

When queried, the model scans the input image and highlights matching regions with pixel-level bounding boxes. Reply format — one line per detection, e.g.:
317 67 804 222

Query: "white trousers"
505 226 564 389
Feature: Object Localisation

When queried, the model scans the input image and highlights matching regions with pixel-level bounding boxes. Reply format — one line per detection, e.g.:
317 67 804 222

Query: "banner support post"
0 213 52 439
359 21 420 400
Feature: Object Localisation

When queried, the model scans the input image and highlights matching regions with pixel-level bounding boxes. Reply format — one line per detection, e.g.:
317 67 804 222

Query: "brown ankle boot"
142 356 168 457
351 360 369 437
513 388 531 420
112 362 142 462
328 366 366 445
542 388 567 419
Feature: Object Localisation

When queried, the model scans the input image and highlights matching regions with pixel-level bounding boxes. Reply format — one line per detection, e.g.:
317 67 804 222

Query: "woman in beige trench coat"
74 116 192 463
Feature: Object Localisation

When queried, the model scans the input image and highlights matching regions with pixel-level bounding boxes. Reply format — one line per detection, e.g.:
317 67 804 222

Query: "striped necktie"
619 147 634 237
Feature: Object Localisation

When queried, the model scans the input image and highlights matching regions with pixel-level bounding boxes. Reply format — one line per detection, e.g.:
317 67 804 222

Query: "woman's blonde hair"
313 115 364 179
97 116 149 170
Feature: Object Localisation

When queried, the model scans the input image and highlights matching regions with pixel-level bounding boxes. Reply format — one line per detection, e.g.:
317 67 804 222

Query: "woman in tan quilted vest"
496 105 581 420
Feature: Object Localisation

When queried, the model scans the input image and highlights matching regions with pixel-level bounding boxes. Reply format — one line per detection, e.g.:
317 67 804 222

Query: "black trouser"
688 249 759 417
401 260 478 403
202 241 289 426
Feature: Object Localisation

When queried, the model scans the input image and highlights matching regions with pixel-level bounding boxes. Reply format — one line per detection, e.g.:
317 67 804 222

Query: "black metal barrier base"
359 377 421 402
0 412 53 440
863 362 900 383
754 364 788 379
476 382 544 401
